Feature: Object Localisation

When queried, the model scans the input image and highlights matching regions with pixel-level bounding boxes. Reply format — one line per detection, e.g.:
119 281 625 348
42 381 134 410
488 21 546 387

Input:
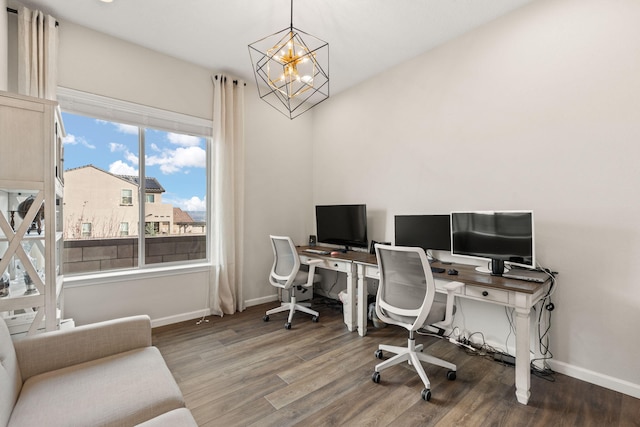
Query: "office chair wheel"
284 322 292 330
312 315 319 322
263 315 269 322
372 372 381 383
447 370 456 381
374 349 384 359
421 388 432 401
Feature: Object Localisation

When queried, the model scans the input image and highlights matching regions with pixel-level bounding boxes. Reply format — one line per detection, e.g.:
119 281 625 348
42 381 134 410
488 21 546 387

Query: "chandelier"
248 0 329 119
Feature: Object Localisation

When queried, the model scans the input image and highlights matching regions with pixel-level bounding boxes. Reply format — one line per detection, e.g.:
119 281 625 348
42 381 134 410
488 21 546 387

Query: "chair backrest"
374 244 436 331
269 235 301 289
0 317 22 427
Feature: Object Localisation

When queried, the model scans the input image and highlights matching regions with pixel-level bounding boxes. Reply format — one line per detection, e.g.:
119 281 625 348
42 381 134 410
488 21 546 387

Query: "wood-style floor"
152 300 639 426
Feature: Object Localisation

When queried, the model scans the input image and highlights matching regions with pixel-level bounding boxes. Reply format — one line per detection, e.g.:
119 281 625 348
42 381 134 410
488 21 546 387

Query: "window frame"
121 189 134 206
81 222 92 237
58 87 213 281
120 222 129 236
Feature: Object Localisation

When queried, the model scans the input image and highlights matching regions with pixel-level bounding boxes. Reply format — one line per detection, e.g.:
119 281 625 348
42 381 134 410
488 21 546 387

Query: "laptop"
502 268 548 283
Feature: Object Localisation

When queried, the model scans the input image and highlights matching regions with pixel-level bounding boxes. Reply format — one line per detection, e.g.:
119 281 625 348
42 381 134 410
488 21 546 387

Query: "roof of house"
66 164 165 193
173 207 194 224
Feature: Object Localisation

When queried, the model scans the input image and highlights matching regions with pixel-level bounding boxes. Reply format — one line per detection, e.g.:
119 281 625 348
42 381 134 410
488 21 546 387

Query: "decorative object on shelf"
0 267 9 298
248 0 329 119
16 195 44 234
23 271 37 295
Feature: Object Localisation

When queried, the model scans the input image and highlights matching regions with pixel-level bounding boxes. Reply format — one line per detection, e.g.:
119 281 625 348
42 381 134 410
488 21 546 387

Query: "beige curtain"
17 6 58 100
209 74 245 315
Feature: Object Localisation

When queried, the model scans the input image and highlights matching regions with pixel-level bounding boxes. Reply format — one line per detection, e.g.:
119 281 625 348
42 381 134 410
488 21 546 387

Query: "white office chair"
372 244 464 401
263 235 322 329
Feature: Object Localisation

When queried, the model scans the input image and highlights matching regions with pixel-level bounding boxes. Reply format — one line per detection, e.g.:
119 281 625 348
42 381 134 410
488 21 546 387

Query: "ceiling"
15 0 534 95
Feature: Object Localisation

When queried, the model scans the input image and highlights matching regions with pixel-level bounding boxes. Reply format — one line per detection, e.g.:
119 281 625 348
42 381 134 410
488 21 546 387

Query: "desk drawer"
300 255 351 273
363 264 379 279
465 285 510 304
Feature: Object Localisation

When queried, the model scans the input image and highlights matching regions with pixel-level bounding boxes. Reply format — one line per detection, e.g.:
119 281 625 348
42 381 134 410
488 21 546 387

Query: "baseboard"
149 296 279 328
468 336 640 399
150 309 210 328
245 294 279 307
549 360 640 399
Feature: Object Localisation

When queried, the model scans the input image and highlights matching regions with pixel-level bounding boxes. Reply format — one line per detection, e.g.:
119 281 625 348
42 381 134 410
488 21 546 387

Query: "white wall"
311 0 640 396
4 19 313 325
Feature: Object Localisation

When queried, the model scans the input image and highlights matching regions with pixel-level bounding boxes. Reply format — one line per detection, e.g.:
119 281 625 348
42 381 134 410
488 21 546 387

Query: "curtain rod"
214 75 246 87
6 7 59 26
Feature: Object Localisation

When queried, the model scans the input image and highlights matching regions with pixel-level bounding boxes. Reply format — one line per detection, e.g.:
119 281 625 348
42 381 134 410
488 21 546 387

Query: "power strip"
493 353 516 365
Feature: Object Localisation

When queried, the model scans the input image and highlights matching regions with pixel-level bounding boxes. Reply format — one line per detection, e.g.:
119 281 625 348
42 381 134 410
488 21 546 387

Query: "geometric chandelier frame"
248 0 329 119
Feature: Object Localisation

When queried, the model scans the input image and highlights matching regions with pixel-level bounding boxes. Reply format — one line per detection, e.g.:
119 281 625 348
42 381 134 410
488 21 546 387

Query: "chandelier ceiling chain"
248 0 330 119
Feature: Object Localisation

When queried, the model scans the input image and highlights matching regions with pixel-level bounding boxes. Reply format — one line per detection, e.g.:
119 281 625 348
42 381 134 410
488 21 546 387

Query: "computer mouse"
330 251 341 256
447 269 458 275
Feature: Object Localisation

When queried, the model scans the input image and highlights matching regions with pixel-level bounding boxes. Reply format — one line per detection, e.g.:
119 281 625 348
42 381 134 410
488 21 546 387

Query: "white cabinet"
0 91 65 335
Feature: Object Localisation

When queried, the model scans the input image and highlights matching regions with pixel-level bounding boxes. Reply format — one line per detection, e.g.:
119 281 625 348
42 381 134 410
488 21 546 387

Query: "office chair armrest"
305 259 323 287
433 281 465 329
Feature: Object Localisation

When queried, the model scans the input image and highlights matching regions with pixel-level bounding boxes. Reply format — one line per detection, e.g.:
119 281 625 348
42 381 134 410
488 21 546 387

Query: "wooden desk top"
298 246 549 295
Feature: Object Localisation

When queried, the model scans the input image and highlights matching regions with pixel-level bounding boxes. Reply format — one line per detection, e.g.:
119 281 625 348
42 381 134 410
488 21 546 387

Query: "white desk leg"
357 264 367 337
514 305 531 405
344 265 357 332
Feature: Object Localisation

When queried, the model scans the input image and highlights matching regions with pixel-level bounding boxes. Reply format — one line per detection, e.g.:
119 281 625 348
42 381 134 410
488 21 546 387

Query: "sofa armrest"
14 315 152 381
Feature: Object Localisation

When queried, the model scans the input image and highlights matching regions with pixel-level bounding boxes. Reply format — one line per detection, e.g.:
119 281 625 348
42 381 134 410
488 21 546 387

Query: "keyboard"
303 248 331 255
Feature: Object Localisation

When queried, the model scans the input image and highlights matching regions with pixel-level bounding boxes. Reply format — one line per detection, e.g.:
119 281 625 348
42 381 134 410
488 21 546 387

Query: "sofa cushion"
9 346 184 427
135 408 198 427
0 318 22 427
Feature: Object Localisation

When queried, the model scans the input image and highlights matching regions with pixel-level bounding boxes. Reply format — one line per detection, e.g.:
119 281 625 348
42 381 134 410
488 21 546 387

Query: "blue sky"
62 112 206 212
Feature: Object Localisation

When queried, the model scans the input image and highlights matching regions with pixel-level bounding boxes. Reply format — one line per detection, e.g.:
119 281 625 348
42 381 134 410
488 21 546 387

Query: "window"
121 189 133 205
59 89 212 275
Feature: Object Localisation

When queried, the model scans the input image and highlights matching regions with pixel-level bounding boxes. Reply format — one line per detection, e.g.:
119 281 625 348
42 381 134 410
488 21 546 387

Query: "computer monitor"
394 215 451 251
450 210 535 274
315 204 368 250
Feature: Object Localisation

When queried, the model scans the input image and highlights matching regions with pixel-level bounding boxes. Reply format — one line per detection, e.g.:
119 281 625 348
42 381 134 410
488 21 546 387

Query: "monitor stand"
475 259 505 276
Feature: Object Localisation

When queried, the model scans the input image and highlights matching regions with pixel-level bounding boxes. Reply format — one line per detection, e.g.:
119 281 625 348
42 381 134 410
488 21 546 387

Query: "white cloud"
184 196 206 211
114 123 139 135
167 133 202 147
109 142 127 152
164 196 206 211
109 160 138 175
146 146 205 174
63 133 96 149
125 151 139 164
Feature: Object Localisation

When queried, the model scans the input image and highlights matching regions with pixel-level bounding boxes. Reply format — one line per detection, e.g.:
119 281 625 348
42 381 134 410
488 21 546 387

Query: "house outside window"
59 89 211 275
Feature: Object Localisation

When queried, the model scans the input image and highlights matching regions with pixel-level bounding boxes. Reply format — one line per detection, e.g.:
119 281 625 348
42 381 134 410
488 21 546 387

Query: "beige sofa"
0 315 197 427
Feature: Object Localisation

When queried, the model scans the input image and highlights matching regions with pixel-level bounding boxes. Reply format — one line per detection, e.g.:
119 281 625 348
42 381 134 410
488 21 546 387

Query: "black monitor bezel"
394 214 451 251
450 210 535 269
315 204 368 250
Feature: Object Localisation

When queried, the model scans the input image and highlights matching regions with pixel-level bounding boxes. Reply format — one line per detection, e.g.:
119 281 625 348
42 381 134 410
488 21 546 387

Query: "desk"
355 255 551 405
298 246 550 404
297 246 369 332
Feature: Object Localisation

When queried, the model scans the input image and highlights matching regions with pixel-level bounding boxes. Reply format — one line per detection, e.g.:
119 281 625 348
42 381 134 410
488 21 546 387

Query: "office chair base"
373 338 456 399
263 296 319 329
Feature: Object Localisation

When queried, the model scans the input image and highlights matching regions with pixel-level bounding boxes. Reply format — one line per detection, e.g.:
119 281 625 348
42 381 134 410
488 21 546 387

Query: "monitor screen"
450 211 535 269
394 215 451 251
315 204 368 249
